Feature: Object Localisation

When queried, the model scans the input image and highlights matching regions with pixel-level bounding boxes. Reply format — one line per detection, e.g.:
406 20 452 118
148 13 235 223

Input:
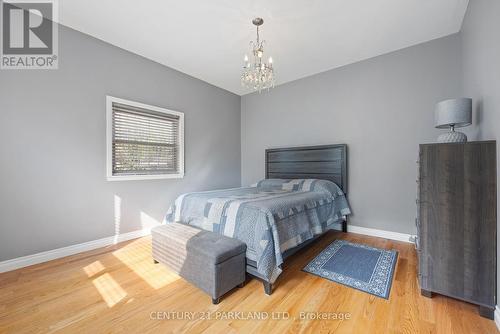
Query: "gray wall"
460 0 500 305
241 34 463 235
0 25 241 261
1 4 496 275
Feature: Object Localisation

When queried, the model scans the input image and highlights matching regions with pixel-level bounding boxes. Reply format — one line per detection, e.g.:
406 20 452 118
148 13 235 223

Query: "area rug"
303 239 398 299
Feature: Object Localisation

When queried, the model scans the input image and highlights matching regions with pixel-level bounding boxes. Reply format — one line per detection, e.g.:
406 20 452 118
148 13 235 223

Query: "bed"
165 144 350 294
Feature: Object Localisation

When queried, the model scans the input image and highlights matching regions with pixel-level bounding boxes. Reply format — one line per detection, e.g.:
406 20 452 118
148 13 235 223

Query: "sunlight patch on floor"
112 238 180 289
92 273 127 307
83 260 105 277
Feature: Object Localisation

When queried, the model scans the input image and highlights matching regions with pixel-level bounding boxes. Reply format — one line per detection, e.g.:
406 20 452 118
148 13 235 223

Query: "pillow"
255 179 288 191
255 178 344 197
255 179 305 192
256 179 306 191
301 179 345 197
281 179 306 191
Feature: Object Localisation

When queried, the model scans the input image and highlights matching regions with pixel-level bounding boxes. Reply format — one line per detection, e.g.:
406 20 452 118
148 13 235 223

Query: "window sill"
107 174 184 181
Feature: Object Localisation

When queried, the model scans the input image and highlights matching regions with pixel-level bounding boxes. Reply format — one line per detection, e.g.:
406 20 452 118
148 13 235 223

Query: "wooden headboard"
265 144 348 194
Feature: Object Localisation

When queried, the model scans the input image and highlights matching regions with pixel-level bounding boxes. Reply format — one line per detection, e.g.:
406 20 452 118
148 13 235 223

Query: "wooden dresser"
416 141 496 319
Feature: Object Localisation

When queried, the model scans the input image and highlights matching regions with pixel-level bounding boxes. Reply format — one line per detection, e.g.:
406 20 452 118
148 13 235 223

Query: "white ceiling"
59 0 469 95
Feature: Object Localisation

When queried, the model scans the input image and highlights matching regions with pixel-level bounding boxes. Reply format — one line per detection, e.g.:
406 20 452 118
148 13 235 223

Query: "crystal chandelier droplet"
241 18 275 92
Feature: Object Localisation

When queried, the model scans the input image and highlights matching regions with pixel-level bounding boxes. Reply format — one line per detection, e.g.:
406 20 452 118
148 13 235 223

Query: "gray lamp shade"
435 98 472 129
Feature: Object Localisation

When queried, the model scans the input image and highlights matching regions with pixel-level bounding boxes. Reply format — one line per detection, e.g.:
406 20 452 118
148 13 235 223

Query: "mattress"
165 179 351 283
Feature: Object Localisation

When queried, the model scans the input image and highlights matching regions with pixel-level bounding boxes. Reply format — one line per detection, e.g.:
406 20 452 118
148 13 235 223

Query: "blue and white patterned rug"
303 239 398 299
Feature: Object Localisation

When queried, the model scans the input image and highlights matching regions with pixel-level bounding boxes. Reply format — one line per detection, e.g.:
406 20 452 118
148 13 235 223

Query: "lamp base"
437 131 467 143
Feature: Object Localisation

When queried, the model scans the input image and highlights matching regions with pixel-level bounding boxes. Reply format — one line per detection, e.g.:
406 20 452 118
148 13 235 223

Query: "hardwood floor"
0 231 497 333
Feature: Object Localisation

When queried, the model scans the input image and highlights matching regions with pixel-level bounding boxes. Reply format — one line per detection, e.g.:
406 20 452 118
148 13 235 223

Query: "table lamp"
435 98 472 143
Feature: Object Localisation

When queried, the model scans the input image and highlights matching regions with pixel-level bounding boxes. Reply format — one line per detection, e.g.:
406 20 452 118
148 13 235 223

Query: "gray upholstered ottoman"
152 223 246 304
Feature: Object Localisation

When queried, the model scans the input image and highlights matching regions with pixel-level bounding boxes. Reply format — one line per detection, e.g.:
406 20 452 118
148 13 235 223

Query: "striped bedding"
165 179 351 283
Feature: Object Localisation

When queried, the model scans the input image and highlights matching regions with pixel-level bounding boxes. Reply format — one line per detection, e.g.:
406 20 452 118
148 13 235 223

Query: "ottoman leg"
263 281 273 295
212 297 220 305
153 259 159 264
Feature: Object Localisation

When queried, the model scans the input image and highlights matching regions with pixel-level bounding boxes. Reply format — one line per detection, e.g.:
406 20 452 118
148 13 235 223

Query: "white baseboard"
0 224 413 274
347 225 414 243
495 306 500 330
0 228 152 273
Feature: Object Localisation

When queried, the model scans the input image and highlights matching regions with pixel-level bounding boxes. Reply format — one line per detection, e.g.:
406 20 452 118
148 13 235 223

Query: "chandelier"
241 18 275 92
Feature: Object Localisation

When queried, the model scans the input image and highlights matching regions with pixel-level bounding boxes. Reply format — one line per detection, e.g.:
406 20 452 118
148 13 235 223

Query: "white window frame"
106 96 185 181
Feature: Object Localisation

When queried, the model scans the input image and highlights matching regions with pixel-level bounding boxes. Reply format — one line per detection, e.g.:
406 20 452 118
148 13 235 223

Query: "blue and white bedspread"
165 179 351 283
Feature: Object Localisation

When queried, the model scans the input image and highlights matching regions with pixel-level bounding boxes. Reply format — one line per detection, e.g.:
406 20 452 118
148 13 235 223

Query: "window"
106 96 184 181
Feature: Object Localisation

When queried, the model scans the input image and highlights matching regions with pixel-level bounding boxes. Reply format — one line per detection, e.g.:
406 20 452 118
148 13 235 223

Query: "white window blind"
106 97 184 181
